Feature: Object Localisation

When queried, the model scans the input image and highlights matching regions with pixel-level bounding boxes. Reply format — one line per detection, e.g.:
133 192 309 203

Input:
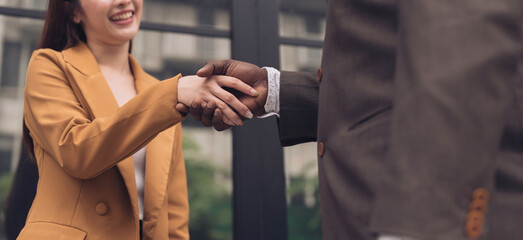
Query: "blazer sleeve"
278 71 319 146
167 125 189 240
24 50 185 179
371 0 522 236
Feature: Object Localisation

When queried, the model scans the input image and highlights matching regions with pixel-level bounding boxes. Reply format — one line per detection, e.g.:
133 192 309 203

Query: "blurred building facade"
0 0 325 239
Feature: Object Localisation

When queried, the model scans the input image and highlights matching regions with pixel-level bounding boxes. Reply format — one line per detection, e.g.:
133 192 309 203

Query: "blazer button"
318 142 325 157
316 68 323 82
96 202 109 216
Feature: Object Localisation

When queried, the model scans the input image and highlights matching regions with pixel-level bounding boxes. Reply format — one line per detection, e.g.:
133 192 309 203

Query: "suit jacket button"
465 210 485 239
318 142 325 157
468 199 488 214
316 68 323 82
472 188 489 202
465 221 483 240
96 202 109 216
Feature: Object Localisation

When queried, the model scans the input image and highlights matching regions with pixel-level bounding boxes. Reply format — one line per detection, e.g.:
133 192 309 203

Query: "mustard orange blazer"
18 43 189 240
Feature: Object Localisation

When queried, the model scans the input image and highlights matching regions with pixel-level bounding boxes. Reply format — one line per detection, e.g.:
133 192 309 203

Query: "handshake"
175 59 270 130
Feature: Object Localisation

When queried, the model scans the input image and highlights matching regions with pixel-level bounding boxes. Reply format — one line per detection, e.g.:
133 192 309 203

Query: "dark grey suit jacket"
278 0 523 239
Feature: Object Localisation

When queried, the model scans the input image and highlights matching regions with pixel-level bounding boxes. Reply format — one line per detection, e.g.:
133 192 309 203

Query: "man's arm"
185 60 320 146
278 71 318 146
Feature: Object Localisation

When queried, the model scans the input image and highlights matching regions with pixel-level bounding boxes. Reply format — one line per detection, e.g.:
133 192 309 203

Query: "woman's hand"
177 75 258 126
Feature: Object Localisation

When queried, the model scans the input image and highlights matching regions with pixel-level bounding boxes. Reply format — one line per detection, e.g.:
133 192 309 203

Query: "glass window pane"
280 44 323 240
0 14 233 240
0 134 14 174
133 31 230 78
280 45 322 73
1 41 22 88
284 142 321 240
143 0 230 30
0 15 43 240
0 0 231 30
279 0 326 41
0 0 48 10
132 30 234 240
0 15 42 167
182 128 232 240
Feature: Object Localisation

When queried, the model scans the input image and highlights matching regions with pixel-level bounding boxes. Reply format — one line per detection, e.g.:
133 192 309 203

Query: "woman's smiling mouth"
110 11 134 22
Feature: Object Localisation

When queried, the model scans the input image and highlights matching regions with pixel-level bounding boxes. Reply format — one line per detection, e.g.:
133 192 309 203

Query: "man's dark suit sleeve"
371 1 523 237
278 71 319 146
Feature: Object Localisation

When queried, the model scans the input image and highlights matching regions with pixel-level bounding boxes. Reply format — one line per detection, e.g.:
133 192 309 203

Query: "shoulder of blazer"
28 43 163 108
26 43 99 84
25 48 68 95
27 43 99 78
61 43 101 77
61 43 160 89
28 48 66 74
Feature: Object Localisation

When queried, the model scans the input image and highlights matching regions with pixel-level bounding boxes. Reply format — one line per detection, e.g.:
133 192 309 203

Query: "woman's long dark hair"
4 1 84 239
4 144 39 240
22 0 85 160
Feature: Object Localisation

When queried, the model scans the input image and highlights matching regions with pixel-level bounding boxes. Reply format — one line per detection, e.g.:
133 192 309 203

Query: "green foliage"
286 161 322 240
0 135 323 240
183 134 232 240
0 173 13 207
182 133 322 240
0 172 14 239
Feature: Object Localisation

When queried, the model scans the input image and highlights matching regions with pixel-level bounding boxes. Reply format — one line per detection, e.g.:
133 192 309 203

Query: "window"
0 1 327 239
0 1 235 239
279 1 326 239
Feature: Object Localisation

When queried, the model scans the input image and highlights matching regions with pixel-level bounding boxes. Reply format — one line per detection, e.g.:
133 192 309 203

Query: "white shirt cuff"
258 67 280 118
378 234 417 240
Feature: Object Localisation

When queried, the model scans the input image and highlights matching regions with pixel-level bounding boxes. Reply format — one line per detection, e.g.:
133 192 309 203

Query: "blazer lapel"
129 57 174 221
144 128 174 220
61 43 140 219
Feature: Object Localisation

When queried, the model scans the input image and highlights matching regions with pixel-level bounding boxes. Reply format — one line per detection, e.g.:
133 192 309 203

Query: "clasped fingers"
177 75 258 127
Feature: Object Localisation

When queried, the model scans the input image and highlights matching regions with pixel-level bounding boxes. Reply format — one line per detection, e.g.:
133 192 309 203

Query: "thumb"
175 103 190 114
196 63 213 77
197 60 232 77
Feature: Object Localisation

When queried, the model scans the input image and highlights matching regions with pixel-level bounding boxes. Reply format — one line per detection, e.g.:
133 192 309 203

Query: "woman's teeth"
110 12 133 21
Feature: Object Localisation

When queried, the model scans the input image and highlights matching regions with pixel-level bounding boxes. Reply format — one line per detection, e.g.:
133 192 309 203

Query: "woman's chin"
109 25 139 41
110 32 138 45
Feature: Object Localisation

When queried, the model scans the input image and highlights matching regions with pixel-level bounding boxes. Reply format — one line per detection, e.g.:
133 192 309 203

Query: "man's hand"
176 59 269 131
197 59 268 117
176 74 257 126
